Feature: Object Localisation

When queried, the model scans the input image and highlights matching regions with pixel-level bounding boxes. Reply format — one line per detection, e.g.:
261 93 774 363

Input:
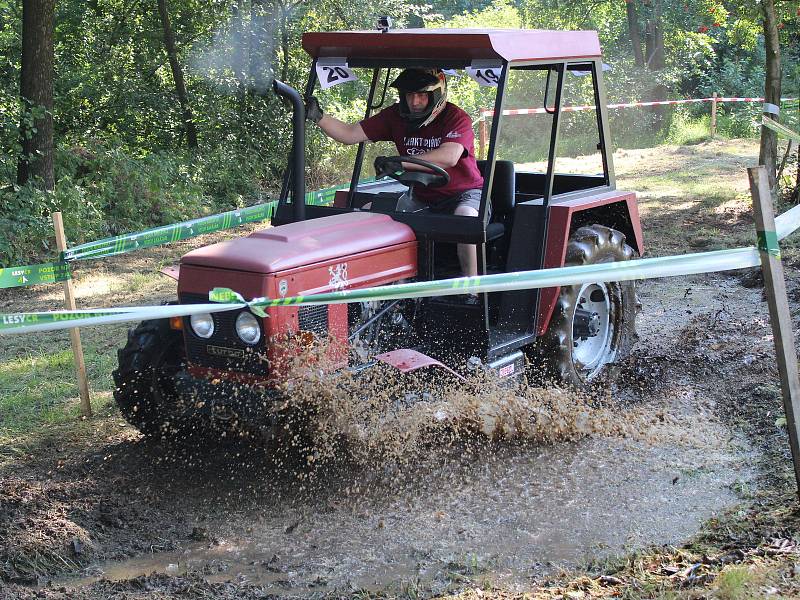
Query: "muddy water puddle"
60 425 754 595
45 275 766 595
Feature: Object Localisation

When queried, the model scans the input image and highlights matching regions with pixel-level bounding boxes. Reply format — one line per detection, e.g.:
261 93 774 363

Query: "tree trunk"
231 0 247 109
645 0 665 71
795 144 799 203
248 0 269 94
156 0 198 149
625 0 645 67
759 0 781 196
17 0 55 190
279 1 289 82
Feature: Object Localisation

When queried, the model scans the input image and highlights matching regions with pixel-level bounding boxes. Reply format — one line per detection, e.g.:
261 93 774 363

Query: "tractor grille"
180 293 268 375
298 304 328 336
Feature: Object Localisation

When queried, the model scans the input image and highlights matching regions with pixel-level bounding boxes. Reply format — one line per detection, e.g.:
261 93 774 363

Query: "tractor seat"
476 160 516 241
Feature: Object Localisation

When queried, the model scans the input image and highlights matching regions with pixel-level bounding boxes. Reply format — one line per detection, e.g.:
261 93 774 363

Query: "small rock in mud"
70 539 84 556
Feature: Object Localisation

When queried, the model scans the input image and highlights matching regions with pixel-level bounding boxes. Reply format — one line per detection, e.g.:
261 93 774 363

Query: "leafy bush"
663 111 711 145
0 141 276 266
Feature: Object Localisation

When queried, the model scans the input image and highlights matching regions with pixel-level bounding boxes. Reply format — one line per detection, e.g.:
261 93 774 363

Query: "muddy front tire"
112 319 188 438
542 224 638 390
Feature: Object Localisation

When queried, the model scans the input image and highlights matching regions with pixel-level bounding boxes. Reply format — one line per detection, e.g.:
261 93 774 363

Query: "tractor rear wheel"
112 319 188 437
541 224 638 389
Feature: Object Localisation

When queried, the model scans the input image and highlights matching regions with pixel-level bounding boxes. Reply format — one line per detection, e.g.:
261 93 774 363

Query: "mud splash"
276 367 604 463
45 360 755 596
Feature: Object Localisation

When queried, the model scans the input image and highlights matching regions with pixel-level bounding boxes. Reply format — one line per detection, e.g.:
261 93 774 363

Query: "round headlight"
190 313 215 339
235 311 261 345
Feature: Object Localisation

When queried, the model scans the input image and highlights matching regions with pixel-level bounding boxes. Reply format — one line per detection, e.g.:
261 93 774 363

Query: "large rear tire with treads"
541 224 638 390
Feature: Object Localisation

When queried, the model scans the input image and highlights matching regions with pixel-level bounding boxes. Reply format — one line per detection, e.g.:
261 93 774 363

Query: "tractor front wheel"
113 319 188 438
541 224 638 390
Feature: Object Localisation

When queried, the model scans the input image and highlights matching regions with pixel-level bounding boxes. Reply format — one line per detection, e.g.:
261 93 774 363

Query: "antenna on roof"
376 16 392 32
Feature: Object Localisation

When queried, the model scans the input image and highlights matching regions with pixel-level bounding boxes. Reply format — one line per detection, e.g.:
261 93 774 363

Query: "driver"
306 68 485 286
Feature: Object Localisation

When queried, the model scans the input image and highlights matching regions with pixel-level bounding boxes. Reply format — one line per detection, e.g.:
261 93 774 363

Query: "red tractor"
113 27 642 437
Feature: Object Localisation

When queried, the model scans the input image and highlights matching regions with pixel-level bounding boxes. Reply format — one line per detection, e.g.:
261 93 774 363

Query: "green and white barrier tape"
762 117 800 143
763 117 800 241
62 201 279 262
0 301 244 333
0 261 72 289
777 204 800 242
63 180 372 262
0 179 375 289
0 244 767 336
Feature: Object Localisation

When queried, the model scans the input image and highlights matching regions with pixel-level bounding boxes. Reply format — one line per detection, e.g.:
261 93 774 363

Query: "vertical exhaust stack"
272 79 306 222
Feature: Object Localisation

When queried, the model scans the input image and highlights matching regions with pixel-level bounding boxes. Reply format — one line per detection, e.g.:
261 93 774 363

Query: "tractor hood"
181 212 416 274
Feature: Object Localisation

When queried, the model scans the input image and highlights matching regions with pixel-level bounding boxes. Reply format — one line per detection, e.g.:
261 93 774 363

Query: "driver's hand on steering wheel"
374 156 404 178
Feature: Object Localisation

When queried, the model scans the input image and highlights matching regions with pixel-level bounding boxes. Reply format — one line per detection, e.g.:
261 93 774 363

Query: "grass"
663 114 713 146
714 566 758 600
0 224 265 436
0 330 120 433
613 139 760 255
522 137 761 257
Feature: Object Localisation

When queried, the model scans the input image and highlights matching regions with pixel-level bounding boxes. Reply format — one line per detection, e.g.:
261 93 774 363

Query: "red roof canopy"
302 29 601 64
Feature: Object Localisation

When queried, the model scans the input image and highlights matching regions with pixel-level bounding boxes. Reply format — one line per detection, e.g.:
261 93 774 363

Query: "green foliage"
428 0 521 29
1 0 797 266
714 566 757 600
663 111 711 145
0 140 274 265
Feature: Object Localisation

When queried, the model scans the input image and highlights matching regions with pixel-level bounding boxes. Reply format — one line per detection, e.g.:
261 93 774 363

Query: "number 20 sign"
466 66 503 87
315 63 357 89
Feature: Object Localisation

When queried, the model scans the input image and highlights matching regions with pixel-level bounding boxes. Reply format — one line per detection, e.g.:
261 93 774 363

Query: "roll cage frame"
275 54 616 251
269 29 629 361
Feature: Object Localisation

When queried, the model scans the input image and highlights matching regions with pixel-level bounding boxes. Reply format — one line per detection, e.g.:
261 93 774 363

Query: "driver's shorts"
397 188 489 219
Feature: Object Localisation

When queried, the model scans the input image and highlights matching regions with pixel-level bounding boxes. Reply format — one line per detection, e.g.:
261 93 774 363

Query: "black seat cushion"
486 221 505 242
476 159 515 217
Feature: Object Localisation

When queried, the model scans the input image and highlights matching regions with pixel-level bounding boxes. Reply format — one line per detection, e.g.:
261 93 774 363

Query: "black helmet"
390 68 447 130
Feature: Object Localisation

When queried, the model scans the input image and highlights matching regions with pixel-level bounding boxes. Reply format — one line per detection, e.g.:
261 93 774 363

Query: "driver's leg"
453 189 486 278
454 204 479 278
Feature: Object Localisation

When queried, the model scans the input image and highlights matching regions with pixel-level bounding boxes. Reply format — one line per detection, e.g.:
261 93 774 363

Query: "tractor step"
375 349 466 381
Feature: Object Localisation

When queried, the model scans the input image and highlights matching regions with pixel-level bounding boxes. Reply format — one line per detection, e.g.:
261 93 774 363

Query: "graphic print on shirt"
359 103 484 202
403 135 442 155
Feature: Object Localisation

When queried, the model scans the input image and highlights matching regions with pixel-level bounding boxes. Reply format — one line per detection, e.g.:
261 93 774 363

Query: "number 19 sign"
466 66 503 87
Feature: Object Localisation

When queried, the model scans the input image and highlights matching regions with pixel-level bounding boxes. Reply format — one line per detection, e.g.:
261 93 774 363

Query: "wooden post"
710 92 718 139
749 166 800 495
478 109 487 160
52 212 92 417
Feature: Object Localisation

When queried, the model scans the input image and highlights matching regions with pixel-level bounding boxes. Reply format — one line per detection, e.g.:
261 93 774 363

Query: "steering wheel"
374 155 450 189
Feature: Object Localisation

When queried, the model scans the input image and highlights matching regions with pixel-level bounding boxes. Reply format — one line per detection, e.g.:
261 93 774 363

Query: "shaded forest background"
0 0 798 265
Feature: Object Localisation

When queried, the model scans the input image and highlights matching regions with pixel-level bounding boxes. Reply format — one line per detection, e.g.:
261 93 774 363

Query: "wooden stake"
52 212 92 417
749 166 800 495
710 92 718 139
478 110 487 160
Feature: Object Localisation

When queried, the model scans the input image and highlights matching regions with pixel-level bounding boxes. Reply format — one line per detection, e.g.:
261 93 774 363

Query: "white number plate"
466 66 503 87
316 62 357 89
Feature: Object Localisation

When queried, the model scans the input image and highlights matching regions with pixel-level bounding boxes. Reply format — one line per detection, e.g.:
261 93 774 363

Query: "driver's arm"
403 142 464 171
317 115 370 145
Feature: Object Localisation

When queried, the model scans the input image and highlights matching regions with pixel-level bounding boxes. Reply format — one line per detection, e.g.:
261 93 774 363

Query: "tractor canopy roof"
302 29 601 65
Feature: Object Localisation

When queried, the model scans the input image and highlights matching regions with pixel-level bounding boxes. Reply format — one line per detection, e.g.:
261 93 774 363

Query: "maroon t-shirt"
360 103 484 204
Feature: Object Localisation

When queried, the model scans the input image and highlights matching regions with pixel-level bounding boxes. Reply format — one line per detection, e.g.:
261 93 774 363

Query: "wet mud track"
0 272 781 598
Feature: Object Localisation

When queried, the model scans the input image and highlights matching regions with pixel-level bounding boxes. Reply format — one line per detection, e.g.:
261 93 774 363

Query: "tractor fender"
536 191 643 336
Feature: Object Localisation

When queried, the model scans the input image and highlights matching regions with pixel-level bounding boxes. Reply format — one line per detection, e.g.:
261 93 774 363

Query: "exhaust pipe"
272 79 306 222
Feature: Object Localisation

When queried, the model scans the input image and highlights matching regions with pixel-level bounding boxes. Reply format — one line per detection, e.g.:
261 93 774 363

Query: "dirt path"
0 271 781 599
2 139 799 599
